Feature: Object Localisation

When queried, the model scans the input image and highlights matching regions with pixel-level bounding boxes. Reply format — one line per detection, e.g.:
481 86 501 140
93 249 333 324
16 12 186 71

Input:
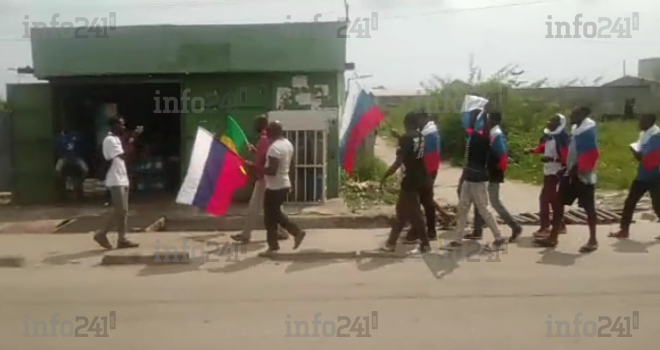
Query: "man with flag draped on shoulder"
465 112 523 243
609 113 660 240
402 111 440 244
444 96 507 252
534 107 600 252
525 113 570 238
375 111 432 254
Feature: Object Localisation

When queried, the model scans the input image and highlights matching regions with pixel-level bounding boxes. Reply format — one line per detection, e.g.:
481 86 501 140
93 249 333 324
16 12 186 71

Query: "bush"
383 66 640 190
340 153 398 209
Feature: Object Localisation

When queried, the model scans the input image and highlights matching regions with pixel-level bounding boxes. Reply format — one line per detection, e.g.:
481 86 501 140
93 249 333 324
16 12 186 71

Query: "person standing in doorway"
609 114 660 239
93 117 141 249
377 112 432 254
525 114 570 239
465 112 523 242
534 107 600 252
231 115 289 243
258 121 306 256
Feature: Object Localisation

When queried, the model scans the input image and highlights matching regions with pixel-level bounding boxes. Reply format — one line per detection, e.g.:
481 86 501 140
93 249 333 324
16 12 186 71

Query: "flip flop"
532 238 558 248
579 243 598 253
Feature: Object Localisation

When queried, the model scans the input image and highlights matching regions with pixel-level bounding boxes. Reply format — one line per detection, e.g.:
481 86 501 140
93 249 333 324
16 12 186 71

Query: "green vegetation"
382 65 641 190
340 154 398 210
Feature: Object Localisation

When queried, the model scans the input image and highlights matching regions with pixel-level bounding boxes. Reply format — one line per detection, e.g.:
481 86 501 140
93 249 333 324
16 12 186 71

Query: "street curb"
100 251 191 266
267 251 358 261
163 214 393 232
0 255 26 267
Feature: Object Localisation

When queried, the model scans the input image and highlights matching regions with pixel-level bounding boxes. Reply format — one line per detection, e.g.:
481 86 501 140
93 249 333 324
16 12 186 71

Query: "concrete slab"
0 255 25 267
0 219 67 234
101 250 191 266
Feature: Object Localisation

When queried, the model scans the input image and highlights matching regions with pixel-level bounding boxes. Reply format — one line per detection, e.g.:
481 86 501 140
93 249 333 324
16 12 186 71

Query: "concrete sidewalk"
2 223 660 269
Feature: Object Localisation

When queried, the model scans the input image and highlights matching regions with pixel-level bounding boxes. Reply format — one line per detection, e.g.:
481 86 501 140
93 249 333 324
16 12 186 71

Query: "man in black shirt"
467 113 522 241
445 111 507 251
378 111 432 253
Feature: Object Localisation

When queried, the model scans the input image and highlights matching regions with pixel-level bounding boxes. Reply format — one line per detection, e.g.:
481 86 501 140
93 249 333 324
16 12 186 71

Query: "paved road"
1 226 659 349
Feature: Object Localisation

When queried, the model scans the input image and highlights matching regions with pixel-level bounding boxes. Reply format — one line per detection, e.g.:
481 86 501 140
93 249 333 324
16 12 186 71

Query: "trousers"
473 182 521 232
98 186 129 240
454 181 503 241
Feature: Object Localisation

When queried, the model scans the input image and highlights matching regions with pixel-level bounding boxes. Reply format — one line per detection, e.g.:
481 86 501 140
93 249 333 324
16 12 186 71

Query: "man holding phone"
93 117 142 250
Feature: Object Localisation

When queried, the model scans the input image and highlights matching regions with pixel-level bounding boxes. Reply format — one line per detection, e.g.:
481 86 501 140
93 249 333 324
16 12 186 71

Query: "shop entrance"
55 81 182 201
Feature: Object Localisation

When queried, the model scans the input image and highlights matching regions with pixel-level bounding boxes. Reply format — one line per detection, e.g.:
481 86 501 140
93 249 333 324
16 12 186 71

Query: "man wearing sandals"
609 113 660 239
525 114 570 239
377 111 432 254
445 111 508 252
534 107 600 253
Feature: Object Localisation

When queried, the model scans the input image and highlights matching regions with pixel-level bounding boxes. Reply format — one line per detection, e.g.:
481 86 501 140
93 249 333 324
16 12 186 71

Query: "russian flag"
461 95 488 133
339 87 385 175
641 129 660 174
572 118 599 172
533 132 570 164
176 127 248 216
421 121 441 173
489 125 508 171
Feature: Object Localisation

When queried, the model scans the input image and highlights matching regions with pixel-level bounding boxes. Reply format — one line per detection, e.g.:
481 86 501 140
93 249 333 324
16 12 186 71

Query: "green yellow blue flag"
220 116 249 155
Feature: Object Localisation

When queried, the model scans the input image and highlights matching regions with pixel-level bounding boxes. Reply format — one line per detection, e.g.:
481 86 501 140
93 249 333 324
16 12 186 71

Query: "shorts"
558 176 595 210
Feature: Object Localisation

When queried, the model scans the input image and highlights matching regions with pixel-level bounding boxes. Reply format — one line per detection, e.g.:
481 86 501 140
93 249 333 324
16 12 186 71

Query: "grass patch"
340 154 398 210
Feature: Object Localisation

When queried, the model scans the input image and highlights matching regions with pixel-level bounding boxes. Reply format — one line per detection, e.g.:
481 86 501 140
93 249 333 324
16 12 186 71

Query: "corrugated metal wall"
0 112 11 192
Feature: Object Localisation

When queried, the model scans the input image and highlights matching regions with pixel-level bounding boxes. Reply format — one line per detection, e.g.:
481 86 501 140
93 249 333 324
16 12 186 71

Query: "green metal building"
6 22 348 204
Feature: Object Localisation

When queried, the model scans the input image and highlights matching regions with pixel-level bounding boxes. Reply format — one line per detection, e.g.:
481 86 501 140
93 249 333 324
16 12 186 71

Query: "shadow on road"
611 239 660 253
42 249 107 265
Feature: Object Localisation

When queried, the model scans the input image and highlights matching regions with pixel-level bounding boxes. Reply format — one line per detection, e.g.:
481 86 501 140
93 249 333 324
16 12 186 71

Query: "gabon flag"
176 127 248 216
220 116 249 155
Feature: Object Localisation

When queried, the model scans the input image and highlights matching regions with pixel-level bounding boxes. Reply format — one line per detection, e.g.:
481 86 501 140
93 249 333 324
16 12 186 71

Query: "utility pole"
623 60 626 76
343 0 350 22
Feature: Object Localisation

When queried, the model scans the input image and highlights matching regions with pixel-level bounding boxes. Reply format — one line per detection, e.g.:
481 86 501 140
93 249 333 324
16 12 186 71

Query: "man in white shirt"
259 121 306 256
93 117 140 249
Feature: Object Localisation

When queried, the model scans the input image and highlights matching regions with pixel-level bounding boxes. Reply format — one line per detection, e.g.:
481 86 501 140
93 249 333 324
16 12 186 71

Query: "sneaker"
509 226 523 243
93 233 112 250
116 239 139 249
293 230 306 250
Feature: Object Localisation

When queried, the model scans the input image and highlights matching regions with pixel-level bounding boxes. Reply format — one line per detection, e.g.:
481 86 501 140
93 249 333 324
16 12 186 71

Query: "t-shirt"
543 138 563 176
102 134 129 187
398 132 430 190
56 132 82 158
462 131 490 182
265 138 294 190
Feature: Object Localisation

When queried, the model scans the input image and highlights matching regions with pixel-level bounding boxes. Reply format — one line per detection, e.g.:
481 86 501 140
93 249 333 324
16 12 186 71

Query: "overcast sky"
0 0 658 98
